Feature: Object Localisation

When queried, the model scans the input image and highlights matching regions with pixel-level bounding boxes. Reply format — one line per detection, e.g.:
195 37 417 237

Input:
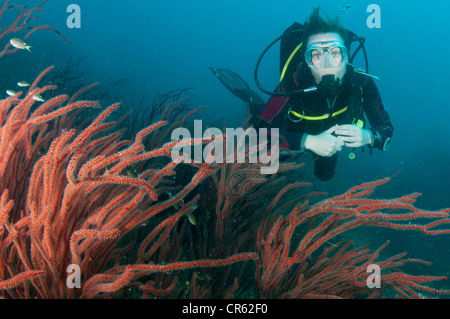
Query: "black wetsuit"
251 64 394 181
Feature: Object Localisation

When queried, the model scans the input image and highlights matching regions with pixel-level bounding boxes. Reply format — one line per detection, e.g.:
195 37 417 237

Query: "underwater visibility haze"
0 0 450 302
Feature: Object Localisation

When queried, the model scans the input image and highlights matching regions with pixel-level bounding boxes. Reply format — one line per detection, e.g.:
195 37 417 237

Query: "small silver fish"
9 38 32 52
187 202 199 225
32 94 45 102
17 81 30 87
126 168 137 178
187 212 197 226
339 4 352 14
6 90 16 96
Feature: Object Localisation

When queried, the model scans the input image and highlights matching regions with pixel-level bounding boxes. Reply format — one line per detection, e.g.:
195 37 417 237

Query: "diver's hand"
303 125 344 157
335 124 373 148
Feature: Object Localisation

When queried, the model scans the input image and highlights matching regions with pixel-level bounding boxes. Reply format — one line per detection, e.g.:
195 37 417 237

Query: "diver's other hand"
335 124 373 148
302 125 344 157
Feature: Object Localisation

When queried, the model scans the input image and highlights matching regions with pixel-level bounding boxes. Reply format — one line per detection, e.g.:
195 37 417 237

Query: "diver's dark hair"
302 8 348 45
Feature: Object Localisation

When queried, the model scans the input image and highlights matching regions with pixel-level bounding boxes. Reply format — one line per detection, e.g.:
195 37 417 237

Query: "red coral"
256 177 450 298
0 67 255 298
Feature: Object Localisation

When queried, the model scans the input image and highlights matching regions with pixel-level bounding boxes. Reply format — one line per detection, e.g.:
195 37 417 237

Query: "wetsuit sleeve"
362 77 394 151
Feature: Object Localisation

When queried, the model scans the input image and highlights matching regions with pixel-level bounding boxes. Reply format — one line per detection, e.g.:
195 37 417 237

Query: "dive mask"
304 40 349 69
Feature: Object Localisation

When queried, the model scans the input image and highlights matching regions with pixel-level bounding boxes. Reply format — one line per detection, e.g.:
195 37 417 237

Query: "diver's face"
305 32 347 83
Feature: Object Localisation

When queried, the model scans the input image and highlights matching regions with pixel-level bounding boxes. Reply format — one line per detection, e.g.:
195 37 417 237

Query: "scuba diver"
210 8 393 181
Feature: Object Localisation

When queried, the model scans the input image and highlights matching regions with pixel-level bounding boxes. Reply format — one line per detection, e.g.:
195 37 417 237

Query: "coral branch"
0 0 70 59
256 177 450 298
0 270 45 290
